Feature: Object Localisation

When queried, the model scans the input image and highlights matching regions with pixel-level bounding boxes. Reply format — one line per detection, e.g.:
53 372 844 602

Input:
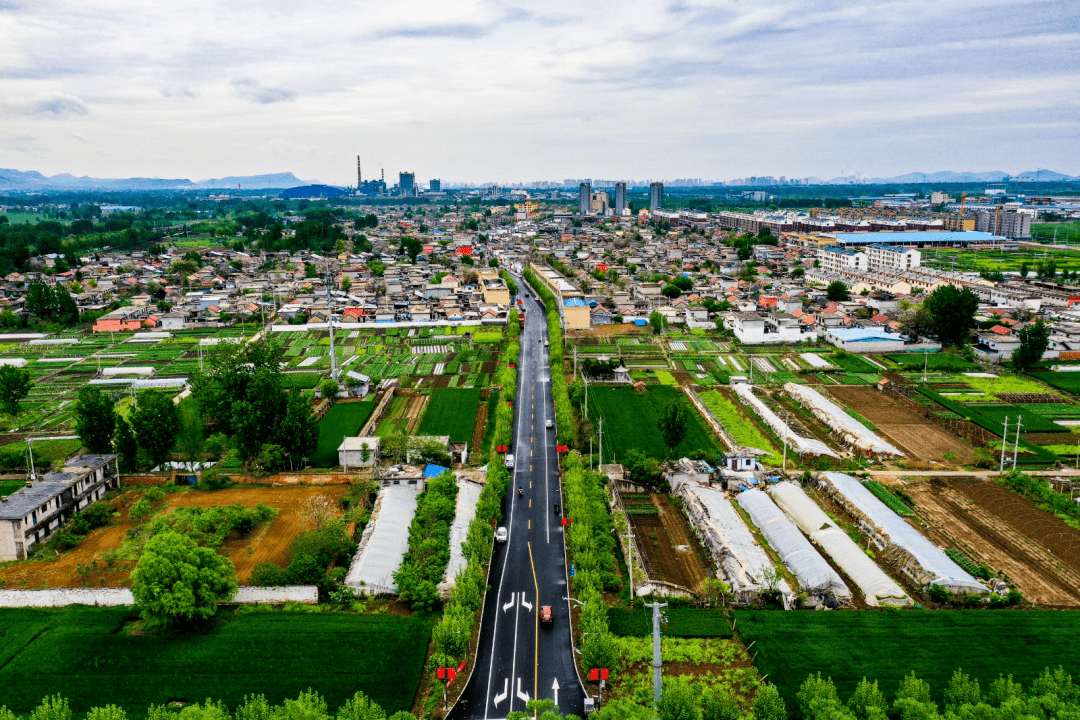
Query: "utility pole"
625 529 636 604
598 416 603 467
325 261 338 383
1012 417 1023 471
922 352 928 383
27 439 36 482
644 601 668 708
1000 417 1009 473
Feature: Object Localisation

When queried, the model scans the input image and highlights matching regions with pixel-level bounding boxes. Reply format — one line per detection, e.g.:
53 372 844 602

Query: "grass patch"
311 401 377 467
654 370 678 386
417 387 481 443
610 606 732 638
962 374 1060 398
964 403 1065 433
587 386 721 462
0 480 26 498
0 606 433 718
0 439 82 470
700 390 783 465
830 353 880 373
1031 371 1080 396
885 352 976 372
735 610 1080 710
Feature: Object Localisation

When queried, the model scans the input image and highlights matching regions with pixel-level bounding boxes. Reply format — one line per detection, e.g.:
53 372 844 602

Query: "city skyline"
2 0 1078 185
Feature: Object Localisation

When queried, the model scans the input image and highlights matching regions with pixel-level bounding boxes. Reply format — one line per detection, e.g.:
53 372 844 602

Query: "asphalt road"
448 281 585 719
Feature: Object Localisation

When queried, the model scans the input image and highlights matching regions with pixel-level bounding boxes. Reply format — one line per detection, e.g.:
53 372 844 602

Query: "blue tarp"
634 319 648 326
563 297 588 307
424 464 451 478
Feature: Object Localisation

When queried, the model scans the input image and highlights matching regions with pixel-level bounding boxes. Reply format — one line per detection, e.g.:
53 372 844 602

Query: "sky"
2 0 1079 185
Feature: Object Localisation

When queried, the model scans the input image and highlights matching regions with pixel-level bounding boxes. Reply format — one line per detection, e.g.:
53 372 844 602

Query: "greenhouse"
770 481 909 607
677 483 794 607
785 383 902 457
345 483 421 595
733 383 838 458
820 472 987 595
438 478 483 596
737 488 851 604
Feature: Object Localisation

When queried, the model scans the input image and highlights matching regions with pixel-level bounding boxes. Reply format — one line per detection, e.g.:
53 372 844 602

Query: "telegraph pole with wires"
1012 416 1023 471
325 262 338 383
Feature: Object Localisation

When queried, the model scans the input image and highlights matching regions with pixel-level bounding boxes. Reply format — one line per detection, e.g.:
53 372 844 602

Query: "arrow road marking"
503 593 516 612
493 678 508 707
520 593 533 612
516 678 530 703
552 678 560 706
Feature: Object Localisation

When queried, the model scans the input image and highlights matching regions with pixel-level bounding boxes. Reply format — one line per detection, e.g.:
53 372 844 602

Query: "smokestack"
357 155 361 187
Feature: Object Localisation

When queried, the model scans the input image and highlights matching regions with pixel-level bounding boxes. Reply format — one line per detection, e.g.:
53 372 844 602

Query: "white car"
495 527 508 543
546 419 553 429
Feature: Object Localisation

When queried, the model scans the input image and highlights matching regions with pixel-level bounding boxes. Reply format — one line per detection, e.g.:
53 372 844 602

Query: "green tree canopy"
74 385 116 453
924 284 979 346
1011 319 1050 372
657 399 688 455
0 364 31 416
130 390 180 469
826 281 850 302
131 530 237 626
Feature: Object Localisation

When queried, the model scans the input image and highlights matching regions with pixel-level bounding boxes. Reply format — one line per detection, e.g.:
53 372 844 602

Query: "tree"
661 284 682 299
671 275 693 291
114 415 138 472
130 530 237 626
649 310 667 335
703 689 741 720
130 390 180 469
754 684 788 720
1020 262 1030 279
321 378 340 402
659 678 701 720
399 236 423 263
924 285 979 346
28 695 71 720
336 691 387 720
74 385 116 453
0 365 31 416
176 399 204 466
898 302 934 342
657 400 688 456
826 281 850 302
1011 319 1049 372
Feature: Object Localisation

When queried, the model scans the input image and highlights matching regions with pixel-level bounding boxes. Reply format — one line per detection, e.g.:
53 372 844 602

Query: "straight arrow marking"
493 678 509 707
552 678 560 706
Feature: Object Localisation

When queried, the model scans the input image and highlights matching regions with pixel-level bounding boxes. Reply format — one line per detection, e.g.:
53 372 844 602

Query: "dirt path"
0 484 352 589
628 494 709 593
905 479 1080 606
827 385 974 464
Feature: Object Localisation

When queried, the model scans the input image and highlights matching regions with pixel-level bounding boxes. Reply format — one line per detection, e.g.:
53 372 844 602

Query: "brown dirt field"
430 375 451 388
402 394 428 434
627 494 709 593
0 484 352 589
471 403 489 451
905 478 1080 606
826 385 974 464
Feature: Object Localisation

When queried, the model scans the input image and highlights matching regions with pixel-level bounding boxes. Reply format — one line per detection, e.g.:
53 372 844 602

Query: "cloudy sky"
2 0 1078 185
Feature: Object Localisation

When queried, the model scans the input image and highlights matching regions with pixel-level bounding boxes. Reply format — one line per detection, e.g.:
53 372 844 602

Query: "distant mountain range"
0 169 315 191
813 170 1079 185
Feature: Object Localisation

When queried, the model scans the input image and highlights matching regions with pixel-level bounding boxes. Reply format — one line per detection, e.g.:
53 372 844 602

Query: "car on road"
495 527 508 543
540 605 553 624
544 339 549 347
505 453 515 469
545 419 553 429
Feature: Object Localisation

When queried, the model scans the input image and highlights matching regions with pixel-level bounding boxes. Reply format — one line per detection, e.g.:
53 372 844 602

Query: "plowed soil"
626 493 709 594
0 484 352 589
905 478 1080 606
826 386 973 464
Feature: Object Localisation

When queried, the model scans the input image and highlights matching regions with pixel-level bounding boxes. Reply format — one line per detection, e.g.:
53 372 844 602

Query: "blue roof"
827 327 897 342
831 231 1000 245
423 464 451 478
563 297 588 307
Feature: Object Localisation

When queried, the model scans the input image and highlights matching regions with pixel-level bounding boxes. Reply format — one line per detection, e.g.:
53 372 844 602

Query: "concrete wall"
0 586 319 608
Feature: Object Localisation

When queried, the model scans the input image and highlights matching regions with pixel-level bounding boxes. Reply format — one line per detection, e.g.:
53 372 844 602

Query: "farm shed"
733 383 839 459
737 488 851 604
769 481 909 607
820 472 987 595
345 483 421 595
338 436 380 470
438 478 483 596
784 383 902 458
676 482 794 607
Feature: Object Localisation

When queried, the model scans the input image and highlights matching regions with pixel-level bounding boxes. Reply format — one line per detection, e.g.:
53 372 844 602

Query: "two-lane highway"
449 279 584 719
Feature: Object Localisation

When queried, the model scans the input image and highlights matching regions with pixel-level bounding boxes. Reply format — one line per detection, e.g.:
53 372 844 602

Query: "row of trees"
75 386 179 471
523 269 577 447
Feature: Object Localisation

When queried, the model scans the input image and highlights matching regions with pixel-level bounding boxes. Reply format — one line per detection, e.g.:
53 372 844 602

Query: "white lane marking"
493 679 509 707
516 677 530 703
552 678 560 706
503 593 516 612
520 593 533 612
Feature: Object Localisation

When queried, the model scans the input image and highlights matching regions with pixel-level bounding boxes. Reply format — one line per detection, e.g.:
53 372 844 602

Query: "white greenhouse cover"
785 384 903 457
677 483 793 606
438 479 483 595
733 383 839 458
345 483 421 594
822 472 987 594
770 482 909 606
800 353 834 370
737 488 850 600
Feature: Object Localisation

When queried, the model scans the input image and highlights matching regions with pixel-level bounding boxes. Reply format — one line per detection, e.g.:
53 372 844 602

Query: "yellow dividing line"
528 519 531 529
529 498 532 508
528 541 539 709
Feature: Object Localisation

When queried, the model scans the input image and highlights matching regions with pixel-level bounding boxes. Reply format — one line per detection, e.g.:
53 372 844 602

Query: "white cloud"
10 92 89 118
231 79 297 104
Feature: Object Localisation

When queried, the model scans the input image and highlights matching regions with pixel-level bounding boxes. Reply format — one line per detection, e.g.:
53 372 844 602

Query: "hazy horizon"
3 0 1078 185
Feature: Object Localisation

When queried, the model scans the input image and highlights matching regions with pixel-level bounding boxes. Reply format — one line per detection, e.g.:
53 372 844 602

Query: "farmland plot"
904 479 1080 606
586 386 720 462
624 493 710 593
826 386 973 463
312 401 377 467
417 387 480 443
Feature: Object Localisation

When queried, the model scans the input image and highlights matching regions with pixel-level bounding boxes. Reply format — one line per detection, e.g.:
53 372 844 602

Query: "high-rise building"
976 210 1031 239
399 172 416 197
614 182 627 215
590 191 609 215
579 183 591 215
649 182 664 213
429 178 441 192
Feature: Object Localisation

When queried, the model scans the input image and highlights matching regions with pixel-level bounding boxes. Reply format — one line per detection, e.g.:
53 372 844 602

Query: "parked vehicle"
505 454 515 469
495 527 508 543
545 419 553 429
541 606 553 624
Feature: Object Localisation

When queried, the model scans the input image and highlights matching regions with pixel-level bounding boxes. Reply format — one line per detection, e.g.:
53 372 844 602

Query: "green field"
1031 371 1080 396
735 610 1080 710
923 245 1080 273
417 388 480 443
699 390 783 465
0 607 433 717
587 386 721 462
311 401 377 466
0 479 25 497
885 353 976 372
610 607 732 638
